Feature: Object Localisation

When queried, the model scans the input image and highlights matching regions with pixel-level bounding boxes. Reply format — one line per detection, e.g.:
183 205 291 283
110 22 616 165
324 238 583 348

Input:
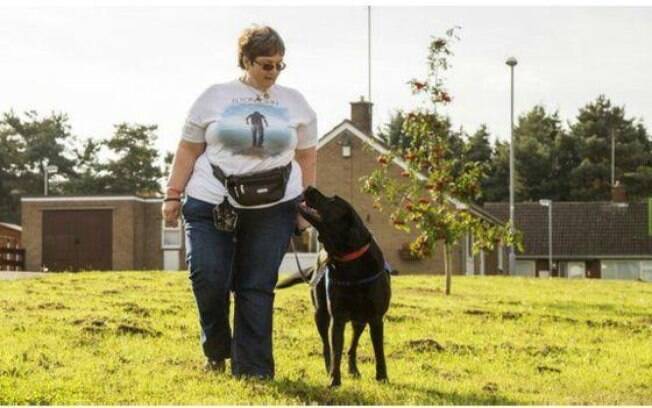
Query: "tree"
377 111 408 150
482 139 510 202
0 124 25 223
569 95 652 201
0 111 79 223
362 28 521 295
101 123 164 196
60 137 108 195
465 124 492 164
464 124 494 203
513 106 568 201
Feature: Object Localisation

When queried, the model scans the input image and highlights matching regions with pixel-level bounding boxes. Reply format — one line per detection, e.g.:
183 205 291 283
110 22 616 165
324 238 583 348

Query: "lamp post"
539 199 552 276
44 164 58 196
506 56 518 275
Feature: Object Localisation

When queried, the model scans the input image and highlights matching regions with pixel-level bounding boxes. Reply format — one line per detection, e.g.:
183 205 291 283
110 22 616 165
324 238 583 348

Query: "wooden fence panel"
0 247 26 271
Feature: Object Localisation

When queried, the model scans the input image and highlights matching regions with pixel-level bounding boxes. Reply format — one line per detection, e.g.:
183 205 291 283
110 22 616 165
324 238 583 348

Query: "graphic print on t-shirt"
217 102 292 158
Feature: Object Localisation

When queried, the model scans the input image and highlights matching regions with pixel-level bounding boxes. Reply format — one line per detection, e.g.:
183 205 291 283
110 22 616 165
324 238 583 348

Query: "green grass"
1 272 651 404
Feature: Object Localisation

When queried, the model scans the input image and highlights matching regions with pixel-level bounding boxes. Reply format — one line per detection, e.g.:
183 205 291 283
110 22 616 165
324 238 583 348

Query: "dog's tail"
276 267 315 289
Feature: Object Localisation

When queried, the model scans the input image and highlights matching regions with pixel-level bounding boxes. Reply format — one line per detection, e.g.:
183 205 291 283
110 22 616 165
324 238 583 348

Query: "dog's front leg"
315 312 331 374
348 321 366 378
369 318 388 382
328 318 346 387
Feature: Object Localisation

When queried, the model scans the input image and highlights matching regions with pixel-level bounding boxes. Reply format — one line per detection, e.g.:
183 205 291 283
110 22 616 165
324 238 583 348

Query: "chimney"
611 180 627 203
350 96 373 135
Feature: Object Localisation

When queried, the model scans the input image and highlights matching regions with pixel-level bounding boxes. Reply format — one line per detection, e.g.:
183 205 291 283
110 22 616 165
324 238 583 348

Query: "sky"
1 5 652 158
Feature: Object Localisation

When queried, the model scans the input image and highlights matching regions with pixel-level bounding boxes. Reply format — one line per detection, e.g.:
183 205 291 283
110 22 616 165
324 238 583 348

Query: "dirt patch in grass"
37 302 69 310
386 314 408 322
462 309 523 320
406 338 445 353
101 289 120 295
0 300 17 312
392 302 424 310
527 344 567 357
542 314 580 324
497 300 523 306
537 365 562 374
447 342 478 355
405 287 443 296
483 382 499 393
464 309 491 316
80 319 109 334
585 318 631 329
120 302 151 317
495 342 568 358
116 323 161 337
501 311 523 320
158 305 183 315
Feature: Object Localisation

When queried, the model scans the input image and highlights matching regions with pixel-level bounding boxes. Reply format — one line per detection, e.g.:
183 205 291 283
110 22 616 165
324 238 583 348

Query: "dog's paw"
329 379 342 388
376 375 389 383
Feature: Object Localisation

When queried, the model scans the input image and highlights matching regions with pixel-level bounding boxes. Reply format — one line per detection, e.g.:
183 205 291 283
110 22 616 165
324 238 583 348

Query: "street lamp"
539 199 552 276
44 164 58 196
506 56 518 275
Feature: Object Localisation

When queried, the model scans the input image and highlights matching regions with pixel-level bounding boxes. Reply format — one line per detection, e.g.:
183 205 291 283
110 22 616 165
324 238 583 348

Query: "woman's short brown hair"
237 25 285 69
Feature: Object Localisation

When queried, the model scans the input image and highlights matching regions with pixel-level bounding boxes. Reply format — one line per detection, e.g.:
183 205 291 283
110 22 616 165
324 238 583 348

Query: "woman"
162 25 316 379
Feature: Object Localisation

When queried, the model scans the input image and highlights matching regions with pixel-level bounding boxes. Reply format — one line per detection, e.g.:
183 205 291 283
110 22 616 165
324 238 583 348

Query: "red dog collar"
332 243 371 262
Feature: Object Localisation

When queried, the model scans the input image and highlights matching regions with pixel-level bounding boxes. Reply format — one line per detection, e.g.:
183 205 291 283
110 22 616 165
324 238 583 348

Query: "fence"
1 246 26 271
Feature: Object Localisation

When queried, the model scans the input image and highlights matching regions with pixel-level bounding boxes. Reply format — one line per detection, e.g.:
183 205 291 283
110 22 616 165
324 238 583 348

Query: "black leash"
290 239 310 284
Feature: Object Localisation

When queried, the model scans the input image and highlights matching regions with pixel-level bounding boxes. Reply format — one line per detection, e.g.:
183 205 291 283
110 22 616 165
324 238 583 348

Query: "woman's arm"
162 140 206 227
295 146 316 189
295 146 316 231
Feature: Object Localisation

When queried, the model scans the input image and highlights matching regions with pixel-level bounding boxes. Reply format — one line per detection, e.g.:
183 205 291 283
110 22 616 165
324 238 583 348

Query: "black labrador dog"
278 186 391 387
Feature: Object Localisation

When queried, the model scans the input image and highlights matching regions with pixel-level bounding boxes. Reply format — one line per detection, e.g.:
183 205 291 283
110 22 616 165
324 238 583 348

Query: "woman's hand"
162 199 182 228
296 213 311 234
161 140 205 228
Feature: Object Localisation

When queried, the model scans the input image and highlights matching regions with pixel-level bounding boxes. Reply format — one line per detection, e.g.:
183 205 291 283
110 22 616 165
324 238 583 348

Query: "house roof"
318 120 503 225
483 201 652 257
21 195 162 203
0 222 22 232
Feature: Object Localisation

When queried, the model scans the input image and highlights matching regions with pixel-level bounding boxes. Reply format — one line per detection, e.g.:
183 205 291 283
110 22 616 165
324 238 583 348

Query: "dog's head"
298 186 371 255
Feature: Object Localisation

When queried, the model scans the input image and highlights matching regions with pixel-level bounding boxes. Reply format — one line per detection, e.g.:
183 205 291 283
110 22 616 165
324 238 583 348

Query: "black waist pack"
211 162 292 206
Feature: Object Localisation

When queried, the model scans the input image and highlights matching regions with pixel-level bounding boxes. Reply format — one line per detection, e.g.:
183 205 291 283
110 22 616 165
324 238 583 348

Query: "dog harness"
326 266 386 287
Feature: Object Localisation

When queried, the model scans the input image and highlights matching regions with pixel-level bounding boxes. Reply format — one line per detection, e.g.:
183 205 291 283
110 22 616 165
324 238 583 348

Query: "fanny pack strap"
211 164 229 187
210 162 292 188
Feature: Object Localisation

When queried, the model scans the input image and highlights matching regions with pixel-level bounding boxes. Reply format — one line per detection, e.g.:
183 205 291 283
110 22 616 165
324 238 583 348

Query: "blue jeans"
182 195 298 378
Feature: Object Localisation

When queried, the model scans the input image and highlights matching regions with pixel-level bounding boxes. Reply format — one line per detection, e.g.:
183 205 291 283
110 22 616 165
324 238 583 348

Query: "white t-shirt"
181 79 317 208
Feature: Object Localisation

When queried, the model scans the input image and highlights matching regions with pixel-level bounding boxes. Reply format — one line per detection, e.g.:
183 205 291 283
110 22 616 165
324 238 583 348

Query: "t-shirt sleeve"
295 92 318 150
181 86 216 143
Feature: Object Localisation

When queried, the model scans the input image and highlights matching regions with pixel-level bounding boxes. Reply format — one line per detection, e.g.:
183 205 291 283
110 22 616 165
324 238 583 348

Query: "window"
161 220 182 249
567 262 586 279
602 260 644 281
514 260 535 277
641 261 652 282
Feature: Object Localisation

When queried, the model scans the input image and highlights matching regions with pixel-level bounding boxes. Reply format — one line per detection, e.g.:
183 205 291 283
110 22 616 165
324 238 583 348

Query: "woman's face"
244 53 285 89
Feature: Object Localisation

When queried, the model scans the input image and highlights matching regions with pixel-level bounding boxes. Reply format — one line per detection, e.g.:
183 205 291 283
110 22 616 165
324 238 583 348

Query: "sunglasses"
253 60 287 72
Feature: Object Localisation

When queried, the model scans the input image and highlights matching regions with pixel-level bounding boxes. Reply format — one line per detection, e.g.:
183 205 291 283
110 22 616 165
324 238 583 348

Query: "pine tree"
569 95 652 201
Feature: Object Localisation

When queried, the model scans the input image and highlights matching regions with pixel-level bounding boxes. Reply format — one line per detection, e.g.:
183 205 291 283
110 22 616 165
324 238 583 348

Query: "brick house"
0 222 22 247
305 98 505 275
483 191 652 281
21 196 184 272
0 222 24 271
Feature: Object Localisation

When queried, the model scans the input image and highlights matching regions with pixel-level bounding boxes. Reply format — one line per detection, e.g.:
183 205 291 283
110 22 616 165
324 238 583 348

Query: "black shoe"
204 359 226 373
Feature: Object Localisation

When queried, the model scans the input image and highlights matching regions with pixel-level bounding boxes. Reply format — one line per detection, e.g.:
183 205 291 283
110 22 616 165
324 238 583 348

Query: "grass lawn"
1 272 651 404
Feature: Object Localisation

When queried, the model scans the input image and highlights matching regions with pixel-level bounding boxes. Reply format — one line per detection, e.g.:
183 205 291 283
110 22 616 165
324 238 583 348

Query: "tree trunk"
444 243 452 295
